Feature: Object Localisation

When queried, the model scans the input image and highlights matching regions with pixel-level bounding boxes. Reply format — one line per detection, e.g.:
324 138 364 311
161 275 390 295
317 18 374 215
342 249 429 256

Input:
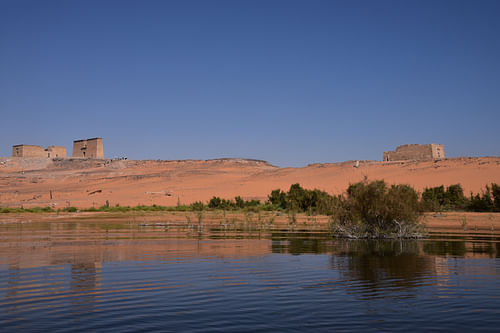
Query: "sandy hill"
0 157 499 208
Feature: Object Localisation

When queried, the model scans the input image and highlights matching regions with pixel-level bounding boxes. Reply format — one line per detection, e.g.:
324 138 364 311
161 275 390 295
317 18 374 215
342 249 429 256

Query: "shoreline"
1 211 500 235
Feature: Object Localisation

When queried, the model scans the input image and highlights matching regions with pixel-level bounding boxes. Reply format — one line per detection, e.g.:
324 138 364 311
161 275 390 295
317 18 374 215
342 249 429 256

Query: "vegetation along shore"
2 180 499 239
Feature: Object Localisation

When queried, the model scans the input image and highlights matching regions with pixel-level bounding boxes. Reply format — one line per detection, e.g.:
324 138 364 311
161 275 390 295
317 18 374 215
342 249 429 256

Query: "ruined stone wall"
46 146 67 158
72 138 104 158
383 144 445 161
12 145 46 157
430 144 445 159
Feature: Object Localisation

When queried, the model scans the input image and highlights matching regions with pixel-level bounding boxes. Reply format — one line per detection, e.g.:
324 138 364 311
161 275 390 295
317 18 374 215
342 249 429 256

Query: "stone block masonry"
46 146 67 158
12 145 67 158
72 138 104 158
383 144 445 161
11 137 103 159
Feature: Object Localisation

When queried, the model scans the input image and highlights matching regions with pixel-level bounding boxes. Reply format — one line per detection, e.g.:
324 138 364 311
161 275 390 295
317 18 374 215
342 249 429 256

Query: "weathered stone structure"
12 145 44 157
12 144 67 158
383 144 445 161
46 146 67 158
72 138 104 158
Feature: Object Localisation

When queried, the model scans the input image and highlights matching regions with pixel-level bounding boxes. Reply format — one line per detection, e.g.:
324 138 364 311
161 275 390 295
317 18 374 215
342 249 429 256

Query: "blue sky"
1 0 499 166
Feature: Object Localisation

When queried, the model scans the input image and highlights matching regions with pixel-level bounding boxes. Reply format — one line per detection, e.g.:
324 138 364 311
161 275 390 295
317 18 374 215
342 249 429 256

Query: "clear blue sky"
1 0 499 166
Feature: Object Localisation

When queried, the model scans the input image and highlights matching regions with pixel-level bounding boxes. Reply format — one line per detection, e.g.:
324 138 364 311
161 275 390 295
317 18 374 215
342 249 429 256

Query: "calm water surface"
1 221 499 332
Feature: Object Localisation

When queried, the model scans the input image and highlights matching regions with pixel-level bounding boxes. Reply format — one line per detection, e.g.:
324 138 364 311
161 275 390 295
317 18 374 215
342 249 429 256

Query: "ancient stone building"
12 144 67 158
383 144 445 161
12 145 44 157
72 138 104 158
46 146 67 158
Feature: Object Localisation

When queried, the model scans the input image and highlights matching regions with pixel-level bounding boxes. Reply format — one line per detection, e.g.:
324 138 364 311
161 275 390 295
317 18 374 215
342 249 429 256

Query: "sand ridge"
0 156 499 208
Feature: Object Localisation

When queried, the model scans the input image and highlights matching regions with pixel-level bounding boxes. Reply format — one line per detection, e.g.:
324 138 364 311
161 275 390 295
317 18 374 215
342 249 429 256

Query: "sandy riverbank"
1 156 499 209
1 211 500 235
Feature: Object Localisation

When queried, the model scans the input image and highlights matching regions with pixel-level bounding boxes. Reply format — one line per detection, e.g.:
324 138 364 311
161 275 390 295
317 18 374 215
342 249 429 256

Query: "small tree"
234 196 245 209
445 184 468 210
421 186 445 211
287 183 306 211
268 189 287 209
208 196 222 209
468 186 494 212
491 183 500 212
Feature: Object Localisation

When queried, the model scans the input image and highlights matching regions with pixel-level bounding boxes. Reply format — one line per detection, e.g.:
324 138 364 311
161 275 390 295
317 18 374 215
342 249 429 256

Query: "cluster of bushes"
269 182 500 215
266 180 423 238
2 182 499 238
268 184 341 215
1 180 422 238
207 196 263 210
3 182 499 216
422 183 500 212
3 182 500 215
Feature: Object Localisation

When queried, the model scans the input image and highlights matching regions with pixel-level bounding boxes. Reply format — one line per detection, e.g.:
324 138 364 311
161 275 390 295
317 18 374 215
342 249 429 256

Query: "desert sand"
0 156 499 209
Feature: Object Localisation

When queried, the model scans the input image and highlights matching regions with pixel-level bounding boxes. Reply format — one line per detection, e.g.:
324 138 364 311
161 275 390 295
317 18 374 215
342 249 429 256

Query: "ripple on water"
1 223 500 332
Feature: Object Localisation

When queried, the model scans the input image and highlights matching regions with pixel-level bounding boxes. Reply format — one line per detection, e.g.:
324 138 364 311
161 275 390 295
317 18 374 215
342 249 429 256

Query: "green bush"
268 189 287 209
207 196 262 210
447 184 468 210
466 183 500 212
493 183 500 212
331 179 423 238
421 184 468 211
60 207 78 212
27 206 54 213
267 184 341 215
190 201 205 211
468 186 494 212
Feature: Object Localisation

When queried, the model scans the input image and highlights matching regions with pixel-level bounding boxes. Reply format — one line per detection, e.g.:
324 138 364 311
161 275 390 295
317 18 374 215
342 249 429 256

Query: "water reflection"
1 221 500 332
70 263 101 316
329 241 434 298
5 265 22 314
271 237 331 254
423 240 500 257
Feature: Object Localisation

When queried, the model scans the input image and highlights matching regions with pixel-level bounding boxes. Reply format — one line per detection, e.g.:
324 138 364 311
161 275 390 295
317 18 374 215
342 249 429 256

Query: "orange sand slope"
0 157 499 208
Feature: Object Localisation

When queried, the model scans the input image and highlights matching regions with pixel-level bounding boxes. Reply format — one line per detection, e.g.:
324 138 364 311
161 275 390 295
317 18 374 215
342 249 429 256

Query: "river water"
1 220 499 332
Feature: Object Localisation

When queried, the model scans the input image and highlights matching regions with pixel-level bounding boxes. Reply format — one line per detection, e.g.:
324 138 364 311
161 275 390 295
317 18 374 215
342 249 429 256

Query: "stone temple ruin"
12 144 67 158
72 138 104 158
383 144 445 162
12 138 104 159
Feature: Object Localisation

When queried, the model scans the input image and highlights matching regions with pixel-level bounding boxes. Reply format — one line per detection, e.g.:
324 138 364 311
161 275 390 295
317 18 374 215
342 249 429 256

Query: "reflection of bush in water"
271 237 329 255
331 240 434 292
423 241 467 257
423 241 498 257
